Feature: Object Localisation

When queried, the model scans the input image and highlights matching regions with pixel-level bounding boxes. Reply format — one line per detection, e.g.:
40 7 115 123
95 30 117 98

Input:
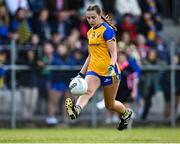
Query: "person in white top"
115 0 142 17
5 0 29 15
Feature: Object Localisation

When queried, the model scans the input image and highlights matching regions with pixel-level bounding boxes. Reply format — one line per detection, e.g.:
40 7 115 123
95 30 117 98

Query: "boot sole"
65 98 76 120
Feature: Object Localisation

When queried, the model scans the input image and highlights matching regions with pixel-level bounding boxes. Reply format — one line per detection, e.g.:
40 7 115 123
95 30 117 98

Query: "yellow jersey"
87 22 120 76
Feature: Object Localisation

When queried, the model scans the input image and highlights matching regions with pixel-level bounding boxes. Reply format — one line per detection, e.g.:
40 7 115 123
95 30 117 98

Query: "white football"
69 77 88 95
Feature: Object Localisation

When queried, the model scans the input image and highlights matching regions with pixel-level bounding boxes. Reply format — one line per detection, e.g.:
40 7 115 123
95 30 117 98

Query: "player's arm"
103 26 117 76
103 26 117 66
107 39 117 66
107 40 118 77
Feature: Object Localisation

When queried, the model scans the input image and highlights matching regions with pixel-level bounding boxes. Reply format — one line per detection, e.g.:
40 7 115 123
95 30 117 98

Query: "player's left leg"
65 75 100 120
103 80 132 130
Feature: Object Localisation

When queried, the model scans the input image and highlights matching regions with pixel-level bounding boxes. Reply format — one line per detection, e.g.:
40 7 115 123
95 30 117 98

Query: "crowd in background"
0 0 180 125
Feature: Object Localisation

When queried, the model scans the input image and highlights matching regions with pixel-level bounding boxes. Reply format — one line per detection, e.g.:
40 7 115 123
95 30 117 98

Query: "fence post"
170 41 176 127
10 40 16 129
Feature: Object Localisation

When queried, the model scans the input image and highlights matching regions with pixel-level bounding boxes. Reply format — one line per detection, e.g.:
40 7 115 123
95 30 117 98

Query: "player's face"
86 10 101 28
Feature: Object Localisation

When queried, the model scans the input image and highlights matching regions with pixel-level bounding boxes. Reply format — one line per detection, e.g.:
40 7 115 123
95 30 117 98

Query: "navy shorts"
86 65 121 86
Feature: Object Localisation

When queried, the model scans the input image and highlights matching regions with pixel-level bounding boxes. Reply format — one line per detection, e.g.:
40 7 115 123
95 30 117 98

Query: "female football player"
65 4 132 130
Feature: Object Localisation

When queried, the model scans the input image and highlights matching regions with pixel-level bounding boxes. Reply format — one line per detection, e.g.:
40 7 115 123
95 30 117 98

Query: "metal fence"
0 40 179 128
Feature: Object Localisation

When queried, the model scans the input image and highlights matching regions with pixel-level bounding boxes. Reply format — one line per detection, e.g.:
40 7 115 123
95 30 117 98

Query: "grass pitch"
0 127 179 143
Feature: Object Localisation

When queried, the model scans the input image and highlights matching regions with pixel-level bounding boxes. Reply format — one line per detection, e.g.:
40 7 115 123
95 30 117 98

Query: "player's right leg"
65 75 100 120
117 109 132 130
103 80 132 130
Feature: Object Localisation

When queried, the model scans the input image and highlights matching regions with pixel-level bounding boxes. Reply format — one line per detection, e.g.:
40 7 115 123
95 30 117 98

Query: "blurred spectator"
116 51 140 108
137 12 157 46
138 0 162 16
0 4 10 44
125 46 142 104
125 46 141 79
116 50 141 126
71 49 85 65
118 32 141 65
118 41 142 107
136 34 150 62
46 43 73 124
55 10 73 40
117 31 133 52
51 43 75 66
33 9 51 42
153 15 163 37
79 14 88 39
127 45 141 66
66 28 81 51
9 8 31 44
36 42 54 114
30 34 42 56
118 14 137 41
5 0 29 15
155 36 170 64
17 48 38 120
115 0 142 17
140 49 164 120
50 32 61 48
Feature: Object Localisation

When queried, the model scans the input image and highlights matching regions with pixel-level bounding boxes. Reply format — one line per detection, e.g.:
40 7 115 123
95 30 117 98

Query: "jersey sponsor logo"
104 78 111 83
88 44 100 46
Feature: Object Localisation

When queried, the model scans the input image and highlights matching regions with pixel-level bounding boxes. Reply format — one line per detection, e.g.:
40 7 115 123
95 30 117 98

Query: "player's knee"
105 103 115 111
85 89 94 98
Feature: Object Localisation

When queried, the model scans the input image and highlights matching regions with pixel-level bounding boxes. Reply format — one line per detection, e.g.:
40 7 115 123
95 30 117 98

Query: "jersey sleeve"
103 26 115 41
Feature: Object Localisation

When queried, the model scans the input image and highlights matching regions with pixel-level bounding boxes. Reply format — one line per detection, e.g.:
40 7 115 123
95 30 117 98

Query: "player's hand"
71 72 84 80
75 72 84 79
108 65 116 77
108 65 119 81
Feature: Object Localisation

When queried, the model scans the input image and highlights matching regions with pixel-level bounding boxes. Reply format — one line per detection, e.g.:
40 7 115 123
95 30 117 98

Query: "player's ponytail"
101 15 117 31
87 5 117 31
